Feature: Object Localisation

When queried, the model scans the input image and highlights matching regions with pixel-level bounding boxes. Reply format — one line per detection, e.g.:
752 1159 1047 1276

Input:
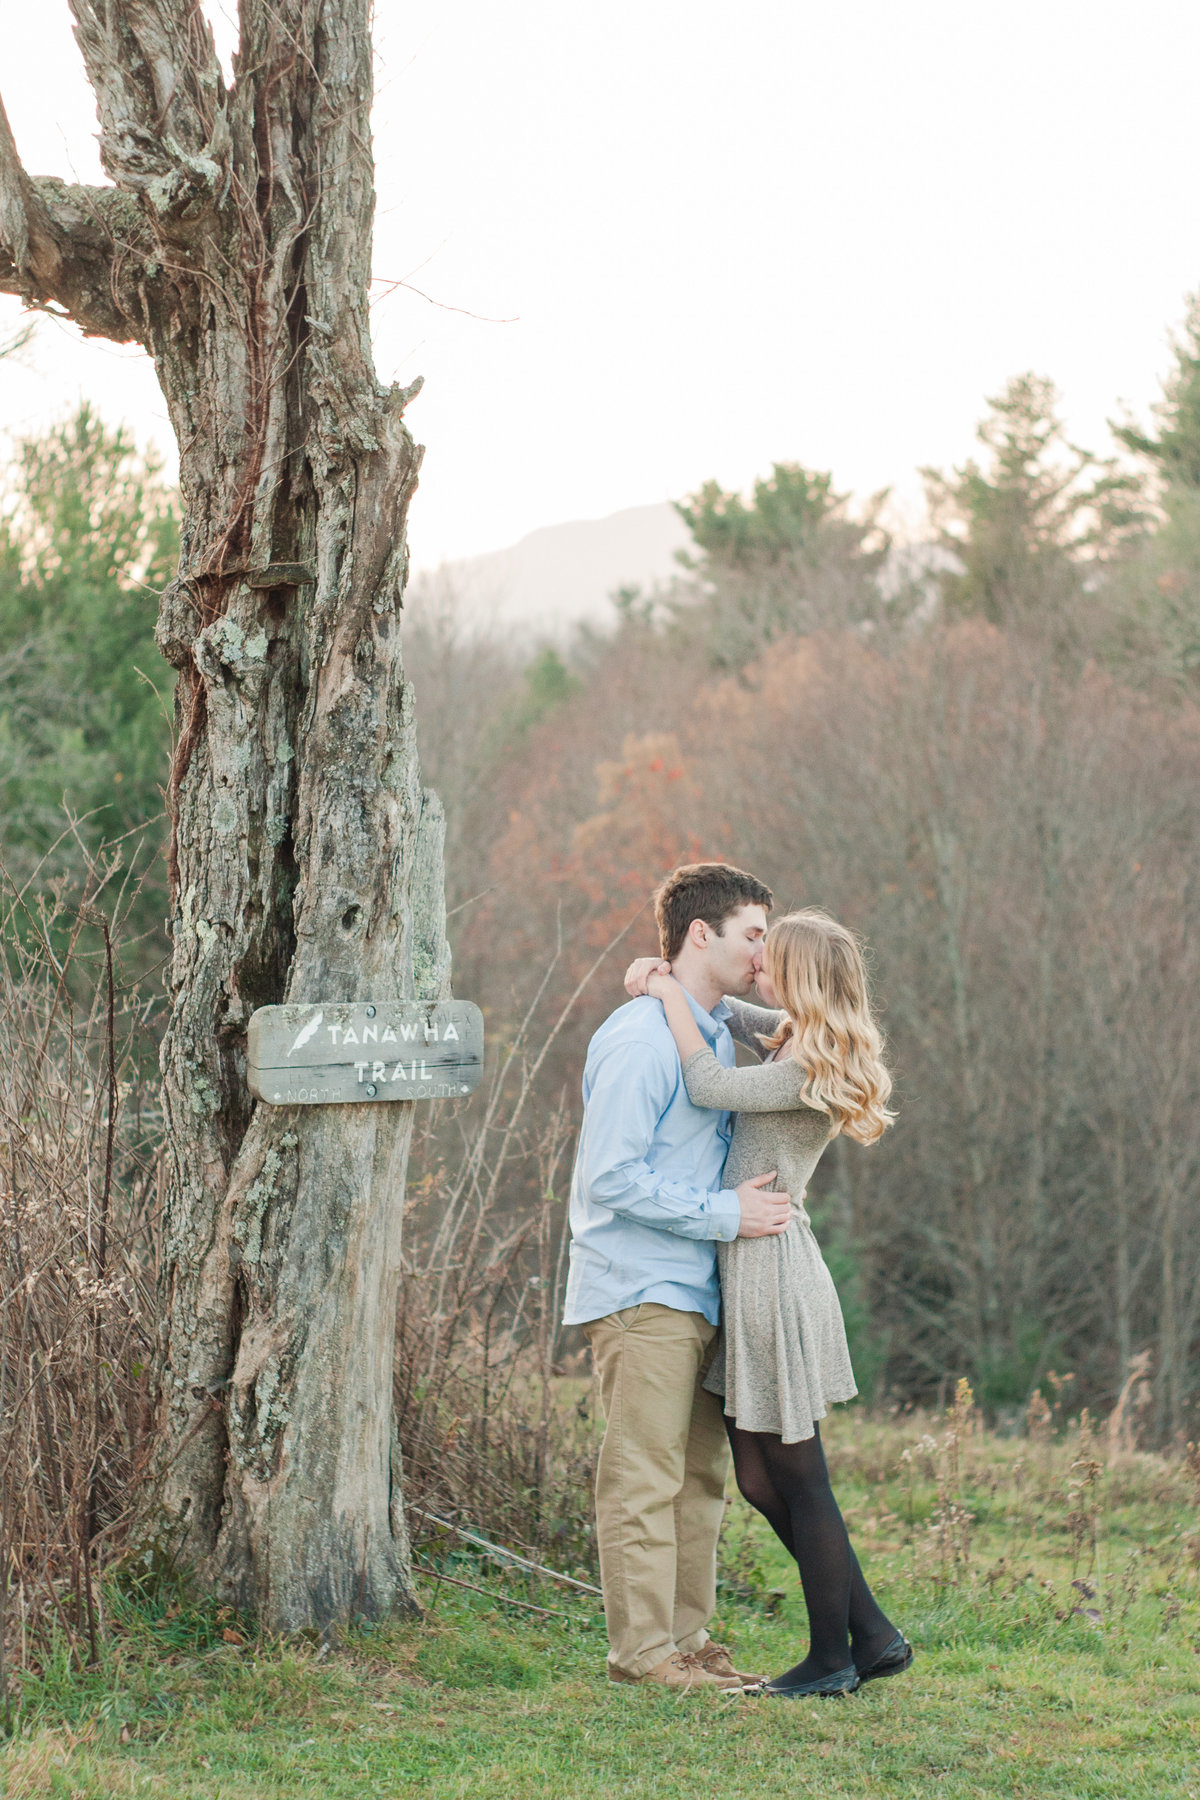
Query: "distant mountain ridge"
409 501 691 637
407 499 946 639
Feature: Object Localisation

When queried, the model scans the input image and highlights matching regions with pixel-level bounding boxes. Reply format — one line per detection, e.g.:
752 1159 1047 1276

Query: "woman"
625 908 911 1697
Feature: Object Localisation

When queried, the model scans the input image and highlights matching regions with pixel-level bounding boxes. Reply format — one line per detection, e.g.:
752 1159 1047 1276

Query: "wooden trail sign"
247 1001 484 1106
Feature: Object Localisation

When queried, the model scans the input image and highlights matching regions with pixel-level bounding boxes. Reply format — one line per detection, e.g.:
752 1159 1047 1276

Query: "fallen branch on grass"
410 1508 603 1596
413 1563 572 1619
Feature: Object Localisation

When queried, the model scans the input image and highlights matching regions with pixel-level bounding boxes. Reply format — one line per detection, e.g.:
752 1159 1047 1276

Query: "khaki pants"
583 1302 730 1676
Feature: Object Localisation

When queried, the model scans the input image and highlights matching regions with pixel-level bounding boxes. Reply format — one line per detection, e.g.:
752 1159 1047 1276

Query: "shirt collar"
682 987 730 1042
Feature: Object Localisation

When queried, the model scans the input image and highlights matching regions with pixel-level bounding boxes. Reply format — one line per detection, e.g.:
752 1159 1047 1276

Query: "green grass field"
5 1404 1199 1800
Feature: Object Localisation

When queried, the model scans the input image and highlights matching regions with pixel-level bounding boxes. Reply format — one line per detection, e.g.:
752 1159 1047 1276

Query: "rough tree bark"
0 2 448 1628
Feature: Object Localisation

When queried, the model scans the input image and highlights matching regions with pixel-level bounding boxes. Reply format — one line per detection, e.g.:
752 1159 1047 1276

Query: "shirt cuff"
711 1189 741 1241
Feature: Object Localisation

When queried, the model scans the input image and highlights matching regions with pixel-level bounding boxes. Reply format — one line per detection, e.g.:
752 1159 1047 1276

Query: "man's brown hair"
653 862 774 962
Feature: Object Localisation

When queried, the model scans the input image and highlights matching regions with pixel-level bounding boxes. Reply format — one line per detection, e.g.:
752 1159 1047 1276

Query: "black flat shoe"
755 1664 860 1698
856 1632 914 1685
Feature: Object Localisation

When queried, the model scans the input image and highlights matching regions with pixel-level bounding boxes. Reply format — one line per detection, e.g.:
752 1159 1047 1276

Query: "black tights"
726 1419 896 1682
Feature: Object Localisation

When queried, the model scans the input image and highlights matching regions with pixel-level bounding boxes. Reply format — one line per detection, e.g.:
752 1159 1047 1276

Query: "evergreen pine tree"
0 407 178 946
923 374 1140 641
1110 295 1200 679
672 461 889 668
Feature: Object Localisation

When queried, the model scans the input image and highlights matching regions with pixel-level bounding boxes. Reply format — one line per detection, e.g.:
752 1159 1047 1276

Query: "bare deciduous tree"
0 2 448 1629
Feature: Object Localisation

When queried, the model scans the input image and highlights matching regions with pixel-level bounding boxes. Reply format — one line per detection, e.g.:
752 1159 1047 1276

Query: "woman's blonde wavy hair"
759 908 895 1145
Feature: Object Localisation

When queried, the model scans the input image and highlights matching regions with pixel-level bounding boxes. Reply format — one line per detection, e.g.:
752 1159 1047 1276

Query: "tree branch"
0 93 59 293
67 0 231 237
0 93 147 342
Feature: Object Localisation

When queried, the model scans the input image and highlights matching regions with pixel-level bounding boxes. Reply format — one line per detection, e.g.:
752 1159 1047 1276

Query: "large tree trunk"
0 1 447 1628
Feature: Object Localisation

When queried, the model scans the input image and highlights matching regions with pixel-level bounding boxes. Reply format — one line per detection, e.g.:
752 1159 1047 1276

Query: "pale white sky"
2 0 1199 566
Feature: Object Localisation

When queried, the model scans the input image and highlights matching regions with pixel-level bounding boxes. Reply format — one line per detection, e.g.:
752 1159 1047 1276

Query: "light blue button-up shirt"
562 991 742 1328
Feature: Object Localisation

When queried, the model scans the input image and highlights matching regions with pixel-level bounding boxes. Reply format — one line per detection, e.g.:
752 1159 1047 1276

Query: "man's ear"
687 917 710 950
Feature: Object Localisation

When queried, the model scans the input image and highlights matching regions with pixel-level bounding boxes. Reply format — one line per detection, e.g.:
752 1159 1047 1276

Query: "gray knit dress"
685 996 857 1443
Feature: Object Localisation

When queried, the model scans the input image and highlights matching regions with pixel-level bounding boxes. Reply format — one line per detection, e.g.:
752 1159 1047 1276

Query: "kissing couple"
563 862 913 1697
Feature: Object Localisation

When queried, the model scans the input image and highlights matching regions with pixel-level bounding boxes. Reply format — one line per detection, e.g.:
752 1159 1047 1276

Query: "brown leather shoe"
695 1641 765 1687
608 1651 725 1692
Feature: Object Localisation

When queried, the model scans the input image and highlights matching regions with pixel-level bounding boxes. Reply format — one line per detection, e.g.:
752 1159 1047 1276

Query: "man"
564 862 792 1692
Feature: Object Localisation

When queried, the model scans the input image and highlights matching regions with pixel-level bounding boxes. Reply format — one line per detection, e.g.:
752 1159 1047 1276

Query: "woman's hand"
624 955 670 997
641 961 705 1063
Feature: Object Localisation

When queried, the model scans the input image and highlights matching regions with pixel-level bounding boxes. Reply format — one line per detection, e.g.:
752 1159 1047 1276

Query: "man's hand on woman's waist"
735 1171 792 1237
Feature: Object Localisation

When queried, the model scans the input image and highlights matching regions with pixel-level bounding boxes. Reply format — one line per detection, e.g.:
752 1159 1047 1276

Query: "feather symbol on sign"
287 1011 324 1057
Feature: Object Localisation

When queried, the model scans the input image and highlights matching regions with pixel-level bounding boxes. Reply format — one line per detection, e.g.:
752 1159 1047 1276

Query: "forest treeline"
3 304 1200 1438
